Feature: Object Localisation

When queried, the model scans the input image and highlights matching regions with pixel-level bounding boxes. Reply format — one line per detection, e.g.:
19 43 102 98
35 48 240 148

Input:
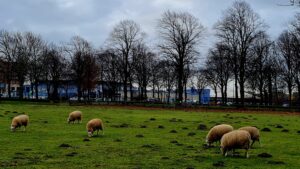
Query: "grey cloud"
0 0 298 48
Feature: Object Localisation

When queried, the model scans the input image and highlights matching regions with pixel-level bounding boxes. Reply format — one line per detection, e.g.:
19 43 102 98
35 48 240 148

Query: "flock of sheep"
10 111 104 137
206 124 260 158
10 111 260 158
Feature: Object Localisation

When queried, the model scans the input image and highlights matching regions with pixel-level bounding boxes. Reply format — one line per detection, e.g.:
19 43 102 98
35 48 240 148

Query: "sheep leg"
245 149 249 158
97 130 99 135
251 140 255 147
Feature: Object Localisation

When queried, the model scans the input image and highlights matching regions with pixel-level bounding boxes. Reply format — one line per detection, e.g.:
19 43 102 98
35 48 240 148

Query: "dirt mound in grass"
275 124 283 128
197 124 207 130
141 144 160 151
261 128 271 132
187 132 196 136
258 153 272 158
114 139 122 142
161 156 169 160
136 134 144 138
182 127 189 130
213 161 225 167
267 160 285 165
158 125 165 129
170 130 177 133
170 140 178 144
66 152 78 157
59 143 72 148
112 123 129 128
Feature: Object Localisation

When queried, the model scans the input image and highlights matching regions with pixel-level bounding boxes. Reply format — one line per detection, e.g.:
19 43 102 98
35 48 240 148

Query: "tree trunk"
268 75 272 106
177 63 184 104
224 81 228 104
198 89 203 105
214 86 218 104
18 82 24 99
7 81 11 98
152 81 155 98
77 83 82 101
130 82 133 101
123 78 127 102
52 82 59 101
167 88 171 104
235 73 238 104
35 81 39 100
288 82 292 108
184 82 187 103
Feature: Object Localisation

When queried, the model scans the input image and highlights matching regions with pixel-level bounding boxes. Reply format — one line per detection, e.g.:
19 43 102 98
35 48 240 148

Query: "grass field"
0 102 300 169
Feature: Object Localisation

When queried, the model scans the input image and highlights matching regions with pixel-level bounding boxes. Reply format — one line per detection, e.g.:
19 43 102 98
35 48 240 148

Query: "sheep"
11 114 29 132
67 111 82 124
206 124 234 146
86 118 104 137
220 130 251 158
239 126 260 147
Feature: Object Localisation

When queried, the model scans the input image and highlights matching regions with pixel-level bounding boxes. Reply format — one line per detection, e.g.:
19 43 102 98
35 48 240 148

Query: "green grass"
0 102 300 169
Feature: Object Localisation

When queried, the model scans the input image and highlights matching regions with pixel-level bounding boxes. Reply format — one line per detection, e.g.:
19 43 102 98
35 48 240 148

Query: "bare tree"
83 51 99 101
203 68 218 104
68 36 93 101
247 32 272 105
97 49 121 101
149 59 160 99
158 10 205 104
0 30 20 98
42 44 67 101
215 1 266 106
277 30 295 107
289 13 300 103
159 60 176 103
132 43 155 101
206 43 232 104
195 68 208 105
107 20 144 102
12 32 29 99
25 32 45 100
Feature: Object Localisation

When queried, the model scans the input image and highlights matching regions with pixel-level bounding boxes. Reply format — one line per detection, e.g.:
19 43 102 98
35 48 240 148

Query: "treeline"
0 1 300 106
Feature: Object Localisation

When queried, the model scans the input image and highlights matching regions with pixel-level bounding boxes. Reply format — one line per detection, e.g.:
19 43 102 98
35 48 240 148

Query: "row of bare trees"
0 32 99 101
195 1 300 107
1 1 300 106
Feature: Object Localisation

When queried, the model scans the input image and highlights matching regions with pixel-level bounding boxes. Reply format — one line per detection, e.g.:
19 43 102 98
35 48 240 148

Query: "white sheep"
67 111 82 124
11 114 29 131
86 118 104 137
220 130 251 158
206 124 234 146
239 126 260 147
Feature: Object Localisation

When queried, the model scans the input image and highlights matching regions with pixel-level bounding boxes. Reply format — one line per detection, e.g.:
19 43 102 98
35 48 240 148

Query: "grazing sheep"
206 124 234 146
86 119 104 137
220 130 251 158
67 111 82 124
239 126 260 147
11 114 29 131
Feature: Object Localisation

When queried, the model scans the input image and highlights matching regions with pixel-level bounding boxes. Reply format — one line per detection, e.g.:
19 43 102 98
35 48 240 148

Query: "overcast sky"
0 0 299 51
